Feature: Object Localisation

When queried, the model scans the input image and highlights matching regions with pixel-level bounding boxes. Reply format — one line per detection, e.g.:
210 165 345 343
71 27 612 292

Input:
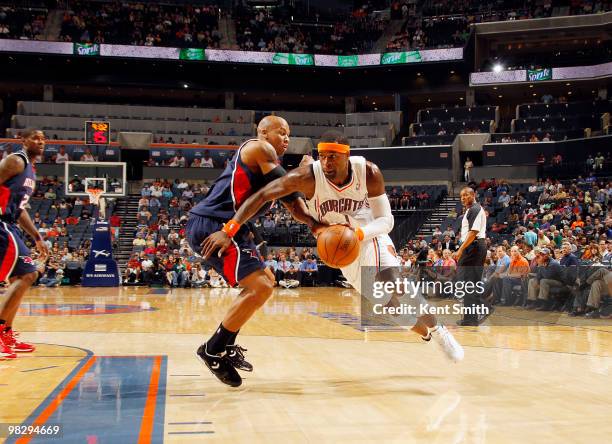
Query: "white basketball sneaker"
430 325 464 362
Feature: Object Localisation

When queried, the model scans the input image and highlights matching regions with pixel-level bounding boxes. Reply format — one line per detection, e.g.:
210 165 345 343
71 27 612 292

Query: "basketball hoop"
86 188 104 206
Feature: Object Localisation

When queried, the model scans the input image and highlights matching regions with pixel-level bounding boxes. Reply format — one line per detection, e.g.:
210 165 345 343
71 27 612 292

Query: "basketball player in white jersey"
202 130 464 362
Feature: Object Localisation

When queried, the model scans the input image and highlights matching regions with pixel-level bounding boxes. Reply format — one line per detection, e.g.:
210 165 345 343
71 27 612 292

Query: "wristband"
355 227 364 241
35 233 43 242
222 219 241 238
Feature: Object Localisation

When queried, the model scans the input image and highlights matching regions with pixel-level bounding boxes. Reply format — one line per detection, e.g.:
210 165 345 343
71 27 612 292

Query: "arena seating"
386 16 470 52
418 106 498 124
233 4 387 55
403 100 610 145
403 176 611 315
23 172 611 317
0 4 47 40
60 1 220 48
11 102 255 145
513 116 601 134
483 46 611 71
0 141 120 163
418 0 606 21
147 147 234 168
27 179 115 252
386 0 609 53
490 131 585 143
125 180 447 262
386 185 447 210
2 0 606 55
401 135 455 145
508 99 610 139
9 102 402 148
408 105 498 139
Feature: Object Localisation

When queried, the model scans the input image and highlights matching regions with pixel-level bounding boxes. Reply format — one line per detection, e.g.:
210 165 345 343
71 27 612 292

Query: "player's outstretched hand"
201 231 232 259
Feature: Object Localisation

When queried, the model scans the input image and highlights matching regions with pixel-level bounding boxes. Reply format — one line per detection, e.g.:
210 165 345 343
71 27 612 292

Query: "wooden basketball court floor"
0 286 610 443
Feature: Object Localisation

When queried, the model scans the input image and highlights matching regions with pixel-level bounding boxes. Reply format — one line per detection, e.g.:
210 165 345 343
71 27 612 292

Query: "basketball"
317 225 360 268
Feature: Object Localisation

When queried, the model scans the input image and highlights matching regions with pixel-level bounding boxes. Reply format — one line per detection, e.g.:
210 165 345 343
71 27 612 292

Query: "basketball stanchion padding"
82 188 120 287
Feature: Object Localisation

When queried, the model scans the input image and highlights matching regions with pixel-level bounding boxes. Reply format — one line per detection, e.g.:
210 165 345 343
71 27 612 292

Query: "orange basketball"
317 225 360 268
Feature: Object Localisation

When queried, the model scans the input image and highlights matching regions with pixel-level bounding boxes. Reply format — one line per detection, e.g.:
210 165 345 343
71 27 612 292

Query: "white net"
87 188 106 220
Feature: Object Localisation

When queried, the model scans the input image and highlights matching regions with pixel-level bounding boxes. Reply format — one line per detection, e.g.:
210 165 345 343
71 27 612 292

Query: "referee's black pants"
457 239 487 322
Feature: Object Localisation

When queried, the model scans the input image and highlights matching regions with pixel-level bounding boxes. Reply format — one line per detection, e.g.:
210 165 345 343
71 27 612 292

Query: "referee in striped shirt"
453 187 488 326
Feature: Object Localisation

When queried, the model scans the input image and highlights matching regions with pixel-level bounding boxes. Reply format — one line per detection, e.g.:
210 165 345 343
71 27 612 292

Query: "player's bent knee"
20 271 39 285
240 271 274 308
250 279 274 308
257 278 274 298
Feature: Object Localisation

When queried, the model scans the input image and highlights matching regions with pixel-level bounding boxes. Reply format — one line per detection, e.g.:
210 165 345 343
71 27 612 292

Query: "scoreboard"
85 121 110 145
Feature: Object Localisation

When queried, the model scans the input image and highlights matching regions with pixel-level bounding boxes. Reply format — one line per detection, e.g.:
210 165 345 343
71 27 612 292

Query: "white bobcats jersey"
306 156 373 227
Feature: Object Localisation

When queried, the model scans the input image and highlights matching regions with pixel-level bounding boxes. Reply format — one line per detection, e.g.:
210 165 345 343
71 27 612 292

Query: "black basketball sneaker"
225 345 253 372
196 343 242 387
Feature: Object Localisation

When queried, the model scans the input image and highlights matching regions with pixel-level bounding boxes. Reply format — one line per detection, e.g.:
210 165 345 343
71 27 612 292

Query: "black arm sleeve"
262 165 303 203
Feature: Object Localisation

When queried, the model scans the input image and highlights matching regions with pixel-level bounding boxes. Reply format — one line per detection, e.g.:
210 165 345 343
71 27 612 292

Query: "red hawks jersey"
306 156 373 227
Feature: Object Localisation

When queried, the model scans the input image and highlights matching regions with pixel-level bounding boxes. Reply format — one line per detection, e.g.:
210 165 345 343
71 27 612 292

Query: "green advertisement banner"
380 50 422 65
179 48 206 61
272 53 314 66
338 55 359 67
74 43 100 56
527 68 552 81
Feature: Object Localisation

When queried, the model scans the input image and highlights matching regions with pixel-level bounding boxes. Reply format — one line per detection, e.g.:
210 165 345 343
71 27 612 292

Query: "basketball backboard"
64 161 127 197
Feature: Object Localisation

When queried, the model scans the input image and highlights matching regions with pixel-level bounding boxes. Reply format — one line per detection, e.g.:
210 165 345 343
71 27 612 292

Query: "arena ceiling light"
493 64 504 73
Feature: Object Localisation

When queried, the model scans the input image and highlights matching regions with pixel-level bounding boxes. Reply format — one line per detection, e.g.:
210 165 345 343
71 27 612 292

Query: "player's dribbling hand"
311 222 329 238
201 231 232 259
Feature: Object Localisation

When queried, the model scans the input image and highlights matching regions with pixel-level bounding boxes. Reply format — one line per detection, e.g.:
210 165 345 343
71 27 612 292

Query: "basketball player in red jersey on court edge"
187 116 327 386
0 129 49 360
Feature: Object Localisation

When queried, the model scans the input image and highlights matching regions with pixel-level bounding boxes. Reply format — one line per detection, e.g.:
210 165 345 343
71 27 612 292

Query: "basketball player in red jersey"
187 116 326 386
203 130 464 364
0 129 48 360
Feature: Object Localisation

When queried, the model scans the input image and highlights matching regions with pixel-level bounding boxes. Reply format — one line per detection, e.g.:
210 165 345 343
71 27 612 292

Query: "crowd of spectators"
385 16 470 52
22 177 103 287
400 176 612 319
234 3 387 55
416 0 608 20
146 150 224 168
123 179 323 287
483 45 611 72
386 0 609 53
60 1 221 48
499 133 555 143
22 172 611 318
0 5 47 40
2 0 609 56
151 134 240 145
387 187 432 210
123 177 453 287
